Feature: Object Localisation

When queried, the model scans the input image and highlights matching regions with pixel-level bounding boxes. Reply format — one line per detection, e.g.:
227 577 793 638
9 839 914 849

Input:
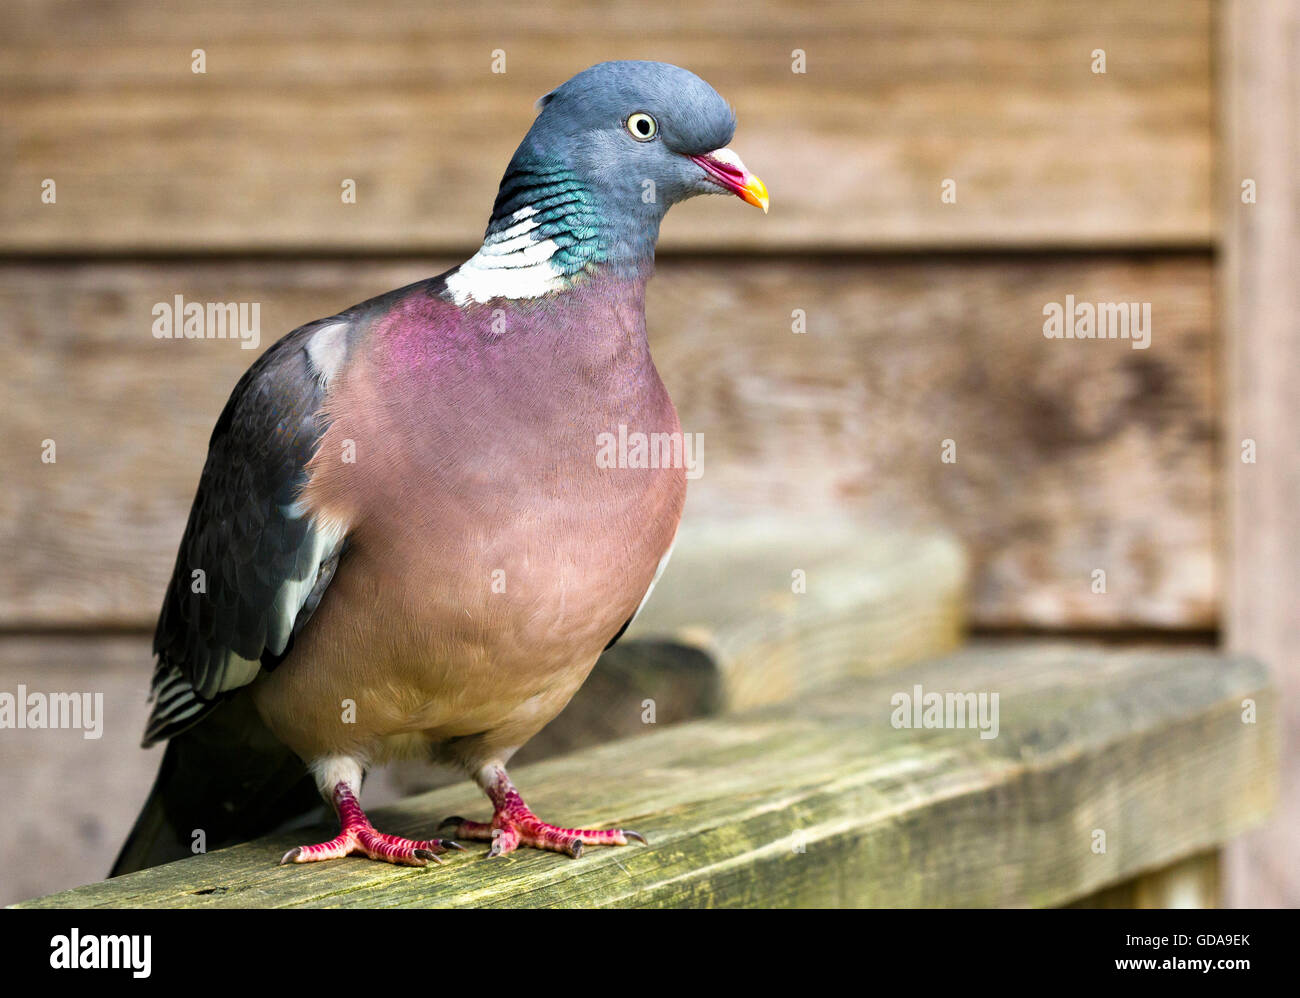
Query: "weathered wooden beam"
626 517 966 710
1 0 1212 253
15 645 1274 908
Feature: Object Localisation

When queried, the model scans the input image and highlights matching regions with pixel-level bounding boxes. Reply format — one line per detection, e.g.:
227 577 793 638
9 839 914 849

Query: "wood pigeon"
111 60 767 874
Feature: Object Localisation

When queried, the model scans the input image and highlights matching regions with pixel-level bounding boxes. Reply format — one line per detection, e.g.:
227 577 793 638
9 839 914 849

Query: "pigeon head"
450 61 767 302
528 61 767 215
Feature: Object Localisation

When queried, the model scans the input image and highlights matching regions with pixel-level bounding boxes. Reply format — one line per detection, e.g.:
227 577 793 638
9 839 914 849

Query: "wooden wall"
0 0 1235 904
4 1 1211 253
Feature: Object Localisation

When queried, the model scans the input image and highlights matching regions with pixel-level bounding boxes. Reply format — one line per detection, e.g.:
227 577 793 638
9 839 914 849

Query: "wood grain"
0 0 1212 253
14 645 1275 908
0 255 1215 630
1220 0 1300 909
0 636 157 909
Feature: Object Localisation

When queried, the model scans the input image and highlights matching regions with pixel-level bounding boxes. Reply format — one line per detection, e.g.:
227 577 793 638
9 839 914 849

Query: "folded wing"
143 316 355 746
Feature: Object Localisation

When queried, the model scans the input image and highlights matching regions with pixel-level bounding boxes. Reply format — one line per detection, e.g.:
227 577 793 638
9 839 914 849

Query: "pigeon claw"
280 783 463 868
443 810 645 859
280 827 460 867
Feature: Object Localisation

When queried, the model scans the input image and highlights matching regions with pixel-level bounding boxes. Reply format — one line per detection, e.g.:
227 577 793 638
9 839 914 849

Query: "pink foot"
281 783 464 867
440 767 646 859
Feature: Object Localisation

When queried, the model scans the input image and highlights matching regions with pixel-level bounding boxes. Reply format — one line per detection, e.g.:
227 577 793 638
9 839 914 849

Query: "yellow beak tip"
743 176 770 214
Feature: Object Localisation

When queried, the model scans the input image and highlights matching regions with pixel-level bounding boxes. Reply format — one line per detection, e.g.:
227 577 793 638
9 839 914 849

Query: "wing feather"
143 316 355 746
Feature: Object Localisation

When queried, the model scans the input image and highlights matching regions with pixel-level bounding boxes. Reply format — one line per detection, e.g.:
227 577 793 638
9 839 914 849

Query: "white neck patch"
444 206 569 306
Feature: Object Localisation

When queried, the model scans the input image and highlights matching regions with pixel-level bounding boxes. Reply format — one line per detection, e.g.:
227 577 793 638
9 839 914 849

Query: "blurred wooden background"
0 0 1291 906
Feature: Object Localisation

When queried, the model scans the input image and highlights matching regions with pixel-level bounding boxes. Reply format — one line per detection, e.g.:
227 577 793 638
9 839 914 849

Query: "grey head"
474 61 768 288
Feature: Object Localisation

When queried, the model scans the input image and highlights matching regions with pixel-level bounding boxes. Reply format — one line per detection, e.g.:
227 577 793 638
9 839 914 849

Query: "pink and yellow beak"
689 148 769 213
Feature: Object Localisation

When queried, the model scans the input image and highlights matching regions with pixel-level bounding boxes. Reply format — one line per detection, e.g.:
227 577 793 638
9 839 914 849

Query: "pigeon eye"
625 112 658 141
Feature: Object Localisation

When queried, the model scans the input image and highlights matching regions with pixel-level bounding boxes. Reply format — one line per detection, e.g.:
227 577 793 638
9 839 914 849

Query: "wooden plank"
0 255 1215 630
1219 0 1300 909
0 0 1212 253
647 255 1218 631
14 646 1275 908
627 517 966 709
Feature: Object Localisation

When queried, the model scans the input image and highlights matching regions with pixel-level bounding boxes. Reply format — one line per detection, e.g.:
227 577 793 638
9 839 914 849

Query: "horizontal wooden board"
0 255 1215 630
628 517 967 707
15 645 1276 908
0 0 1211 252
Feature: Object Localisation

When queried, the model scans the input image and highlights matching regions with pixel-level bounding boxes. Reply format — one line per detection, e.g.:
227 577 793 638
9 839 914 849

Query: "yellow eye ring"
625 112 658 141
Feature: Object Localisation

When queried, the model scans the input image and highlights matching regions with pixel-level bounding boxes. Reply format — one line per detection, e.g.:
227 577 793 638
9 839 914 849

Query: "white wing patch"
444 206 568 306
305 320 351 385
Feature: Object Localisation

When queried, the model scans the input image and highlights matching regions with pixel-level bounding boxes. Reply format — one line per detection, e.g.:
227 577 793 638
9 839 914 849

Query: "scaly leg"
281 782 464 867
440 764 646 859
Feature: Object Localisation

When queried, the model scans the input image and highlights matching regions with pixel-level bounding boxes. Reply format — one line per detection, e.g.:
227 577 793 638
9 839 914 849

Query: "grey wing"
143 316 355 746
